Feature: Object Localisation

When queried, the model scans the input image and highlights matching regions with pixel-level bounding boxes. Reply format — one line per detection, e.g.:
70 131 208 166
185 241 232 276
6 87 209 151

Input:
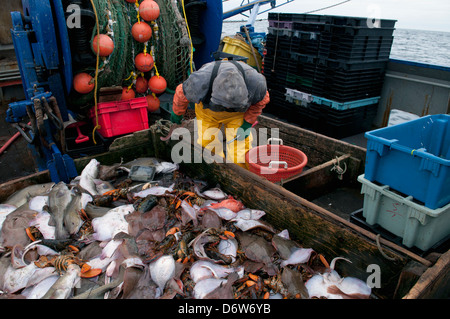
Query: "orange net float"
148 75 167 94
135 53 154 72
146 94 160 112
73 73 95 94
91 34 114 57
135 76 148 93
139 0 160 21
121 87 136 100
131 21 152 43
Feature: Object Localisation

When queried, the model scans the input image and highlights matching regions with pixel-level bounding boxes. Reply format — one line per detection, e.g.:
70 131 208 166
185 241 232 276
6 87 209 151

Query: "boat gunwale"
0 119 447 298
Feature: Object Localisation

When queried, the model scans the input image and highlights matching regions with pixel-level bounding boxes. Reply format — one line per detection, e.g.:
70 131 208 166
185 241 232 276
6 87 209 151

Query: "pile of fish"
0 157 372 299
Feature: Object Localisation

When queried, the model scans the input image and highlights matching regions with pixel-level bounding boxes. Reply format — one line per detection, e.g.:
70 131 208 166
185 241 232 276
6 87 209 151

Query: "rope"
90 0 101 145
303 0 352 14
330 156 347 180
376 234 397 261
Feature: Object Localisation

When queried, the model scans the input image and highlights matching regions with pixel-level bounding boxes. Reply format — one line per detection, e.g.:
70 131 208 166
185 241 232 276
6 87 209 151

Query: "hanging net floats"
73 0 191 98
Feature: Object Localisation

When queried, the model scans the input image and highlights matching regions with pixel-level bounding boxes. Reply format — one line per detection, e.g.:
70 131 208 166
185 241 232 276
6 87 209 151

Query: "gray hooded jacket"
182 60 267 113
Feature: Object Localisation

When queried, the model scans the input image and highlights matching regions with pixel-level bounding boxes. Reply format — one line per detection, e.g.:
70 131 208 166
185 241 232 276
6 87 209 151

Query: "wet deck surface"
0 104 36 184
310 186 364 220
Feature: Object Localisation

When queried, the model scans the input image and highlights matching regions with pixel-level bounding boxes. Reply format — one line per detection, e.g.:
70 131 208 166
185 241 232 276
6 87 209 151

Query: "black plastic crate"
324 89 383 103
268 13 396 28
264 71 293 89
65 123 110 158
268 12 331 24
212 51 249 63
329 15 396 28
268 20 295 29
317 58 388 71
265 96 378 138
324 24 395 37
292 21 327 32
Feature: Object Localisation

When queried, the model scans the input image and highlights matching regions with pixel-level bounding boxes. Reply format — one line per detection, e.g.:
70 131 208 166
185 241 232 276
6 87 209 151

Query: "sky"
222 0 450 32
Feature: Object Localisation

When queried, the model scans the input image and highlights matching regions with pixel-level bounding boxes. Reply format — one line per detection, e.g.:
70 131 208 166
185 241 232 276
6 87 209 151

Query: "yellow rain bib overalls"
171 60 270 168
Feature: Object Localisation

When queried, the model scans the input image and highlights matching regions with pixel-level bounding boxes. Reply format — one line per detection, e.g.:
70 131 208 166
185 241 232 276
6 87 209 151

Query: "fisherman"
170 59 270 168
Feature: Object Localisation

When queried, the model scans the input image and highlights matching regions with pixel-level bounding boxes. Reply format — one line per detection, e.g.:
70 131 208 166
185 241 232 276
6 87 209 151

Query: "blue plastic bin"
364 114 450 209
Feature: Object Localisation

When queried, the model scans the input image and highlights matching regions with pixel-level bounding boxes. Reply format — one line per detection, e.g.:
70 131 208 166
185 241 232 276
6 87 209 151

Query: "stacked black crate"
264 16 328 128
263 13 396 138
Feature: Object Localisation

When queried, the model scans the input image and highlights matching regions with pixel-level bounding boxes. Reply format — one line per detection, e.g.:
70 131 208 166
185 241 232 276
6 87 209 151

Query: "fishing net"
88 0 145 89
73 0 191 110
153 0 191 89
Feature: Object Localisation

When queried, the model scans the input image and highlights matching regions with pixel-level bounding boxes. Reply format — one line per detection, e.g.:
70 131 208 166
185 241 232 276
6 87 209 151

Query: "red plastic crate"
89 97 149 138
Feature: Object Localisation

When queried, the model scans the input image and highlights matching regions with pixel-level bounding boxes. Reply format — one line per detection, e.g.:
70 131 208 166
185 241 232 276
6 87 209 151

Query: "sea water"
222 20 450 68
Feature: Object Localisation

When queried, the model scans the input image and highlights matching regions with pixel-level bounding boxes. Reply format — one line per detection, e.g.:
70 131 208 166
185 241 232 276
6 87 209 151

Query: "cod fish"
4 183 54 207
79 159 100 196
63 189 89 236
47 182 73 239
41 264 81 299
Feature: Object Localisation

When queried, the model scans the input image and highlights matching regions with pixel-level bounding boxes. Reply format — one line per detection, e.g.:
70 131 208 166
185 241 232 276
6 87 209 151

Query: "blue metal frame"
8 0 77 183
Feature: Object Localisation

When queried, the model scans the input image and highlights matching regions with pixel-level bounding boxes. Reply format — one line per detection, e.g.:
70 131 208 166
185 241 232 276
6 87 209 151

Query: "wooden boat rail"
1 118 448 299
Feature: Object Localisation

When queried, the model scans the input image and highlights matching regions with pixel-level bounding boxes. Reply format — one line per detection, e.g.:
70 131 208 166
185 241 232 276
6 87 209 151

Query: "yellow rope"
181 0 194 73
150 48 160 77
135 0 140 23
124 71 135 81
90 0 101 144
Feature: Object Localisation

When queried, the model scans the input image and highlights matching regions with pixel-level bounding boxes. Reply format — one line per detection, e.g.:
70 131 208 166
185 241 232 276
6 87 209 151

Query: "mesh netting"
87 0 191 92
153 0 191 90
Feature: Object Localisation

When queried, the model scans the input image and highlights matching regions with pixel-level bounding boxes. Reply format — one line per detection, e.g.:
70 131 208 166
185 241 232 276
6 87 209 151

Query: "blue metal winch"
7 0 79 183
